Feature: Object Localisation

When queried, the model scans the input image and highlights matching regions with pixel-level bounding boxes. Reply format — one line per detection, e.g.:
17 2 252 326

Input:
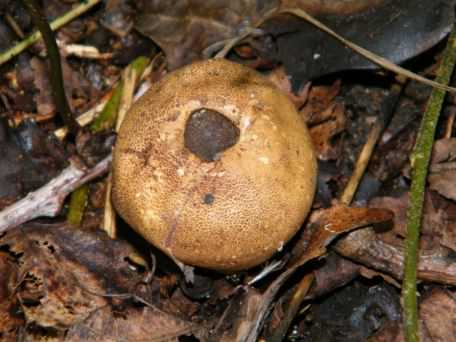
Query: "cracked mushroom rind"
112 59 317 272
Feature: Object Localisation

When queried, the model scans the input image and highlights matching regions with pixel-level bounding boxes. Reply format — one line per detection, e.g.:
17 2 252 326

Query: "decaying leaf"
304 252 361 299
63 305 199 342
308 102 346 160
369 288 456 342
419 288 456 342
0 224 202 340
370 192 456 252
0 224 139 328
30 56 94 115
135 0 276 70
266 66 310 107
429 138 456 201
136 0 455 82
290 205 393 266
299 81 346 160
0 252 23 341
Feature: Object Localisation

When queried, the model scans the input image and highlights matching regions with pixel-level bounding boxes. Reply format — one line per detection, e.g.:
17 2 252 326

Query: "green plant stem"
90 81 124 133
90 56 150 133
402 26 456 342
22 0 79 135
67 185 89 226
0 0 101 66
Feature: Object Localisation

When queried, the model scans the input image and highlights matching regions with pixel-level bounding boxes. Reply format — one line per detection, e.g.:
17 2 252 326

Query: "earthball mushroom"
112 59 317 272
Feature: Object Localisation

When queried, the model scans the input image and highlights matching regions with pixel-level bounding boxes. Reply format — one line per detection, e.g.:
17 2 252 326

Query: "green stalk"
67 185 89 226
22 0 80 135
402 26 456 342
90 56 150 133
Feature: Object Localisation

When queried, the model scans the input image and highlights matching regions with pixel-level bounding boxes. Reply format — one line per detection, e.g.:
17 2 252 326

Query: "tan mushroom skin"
112 59 317 272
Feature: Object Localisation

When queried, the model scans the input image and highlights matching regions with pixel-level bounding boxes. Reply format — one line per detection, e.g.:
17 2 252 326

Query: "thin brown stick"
269 273 315 342
340 81 404 204
444 107 455 138
5 14 25 38
339 121 384 205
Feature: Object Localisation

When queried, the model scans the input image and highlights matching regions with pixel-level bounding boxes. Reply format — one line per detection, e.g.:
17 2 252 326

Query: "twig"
60 42 113 60
0 0 101 66
5 13 25 38
443 107 456 138
339 80 403 204
339 121 385 205
54 94 110 140
269 273 314 342
22 0 79 135
402 25 456 342
0 155 112 234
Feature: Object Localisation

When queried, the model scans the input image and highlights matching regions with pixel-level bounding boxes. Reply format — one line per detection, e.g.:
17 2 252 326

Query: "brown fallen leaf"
63 305 200 342
428 138 456 201
266 66 310 108
266 65 345 143
135 0 275 69
304 252 361 299
0 252 23 341
299 81 346 160
429 169 456 201
419 288 456 342
308 102 346 160
0 223 203 341
260 205 393 341
290 205 393 266
30 56 94 115
0 223 139 328
216 287 263 342
369 288 456 342
370 192 456 252
300 80 341 122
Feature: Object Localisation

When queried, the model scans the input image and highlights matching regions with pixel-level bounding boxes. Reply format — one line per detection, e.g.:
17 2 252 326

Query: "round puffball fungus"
112 59 317 272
